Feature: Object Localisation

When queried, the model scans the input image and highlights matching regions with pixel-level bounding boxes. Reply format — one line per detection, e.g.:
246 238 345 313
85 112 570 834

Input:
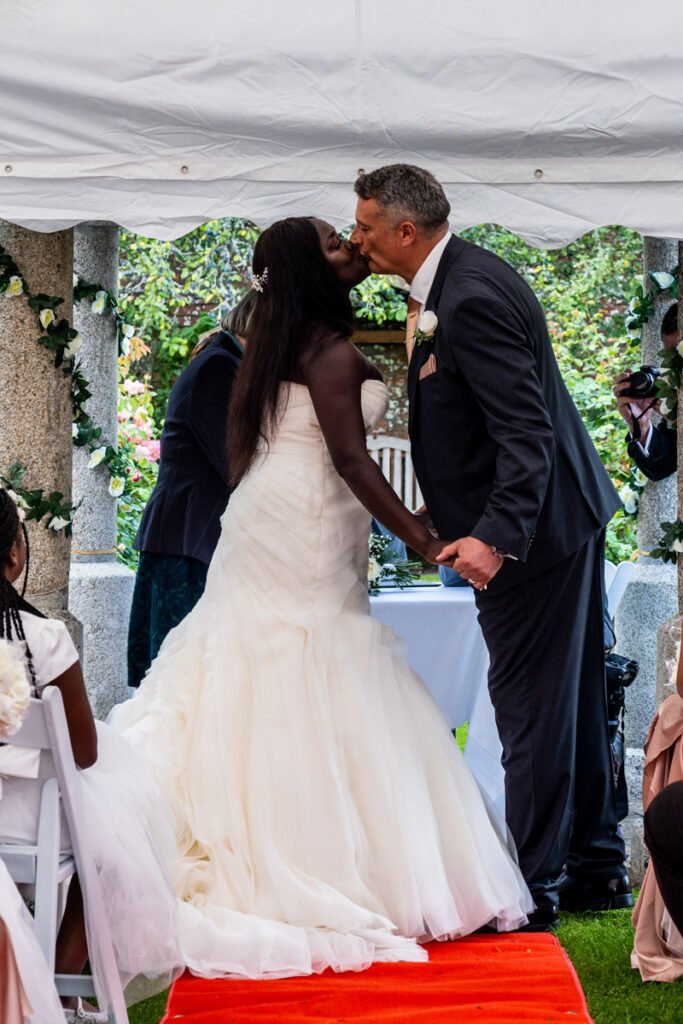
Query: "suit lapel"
408 235 467 434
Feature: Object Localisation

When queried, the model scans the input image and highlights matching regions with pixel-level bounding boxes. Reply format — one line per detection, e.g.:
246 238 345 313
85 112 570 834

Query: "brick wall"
356 340 409 439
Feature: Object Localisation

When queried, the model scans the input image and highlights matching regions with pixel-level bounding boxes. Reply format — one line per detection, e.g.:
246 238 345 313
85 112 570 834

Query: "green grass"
129 989 168 1024
128 911 682 1023
557 909 683 1023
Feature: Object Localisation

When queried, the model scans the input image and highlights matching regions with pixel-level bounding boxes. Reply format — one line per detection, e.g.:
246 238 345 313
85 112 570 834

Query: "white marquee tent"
1 0 683 247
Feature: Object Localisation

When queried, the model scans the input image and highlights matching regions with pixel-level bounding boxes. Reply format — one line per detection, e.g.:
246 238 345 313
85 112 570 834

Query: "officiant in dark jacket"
127 292 255 687
352 165 629 930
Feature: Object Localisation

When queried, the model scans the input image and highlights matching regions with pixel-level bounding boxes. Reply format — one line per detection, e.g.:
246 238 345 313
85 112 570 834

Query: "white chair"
367 435 423 511
0 687 128 1023
604 560 635 622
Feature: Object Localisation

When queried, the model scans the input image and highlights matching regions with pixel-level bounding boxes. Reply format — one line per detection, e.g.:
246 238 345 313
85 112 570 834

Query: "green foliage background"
118 221 644 562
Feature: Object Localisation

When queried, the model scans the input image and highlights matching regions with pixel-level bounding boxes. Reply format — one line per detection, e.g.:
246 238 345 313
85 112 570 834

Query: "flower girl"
0 487 183 1020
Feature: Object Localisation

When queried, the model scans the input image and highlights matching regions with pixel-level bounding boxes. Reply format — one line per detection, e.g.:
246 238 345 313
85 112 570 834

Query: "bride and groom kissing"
110 163 631 978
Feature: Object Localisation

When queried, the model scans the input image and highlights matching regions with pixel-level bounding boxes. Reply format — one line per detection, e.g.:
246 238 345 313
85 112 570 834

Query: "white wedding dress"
110 379 532 979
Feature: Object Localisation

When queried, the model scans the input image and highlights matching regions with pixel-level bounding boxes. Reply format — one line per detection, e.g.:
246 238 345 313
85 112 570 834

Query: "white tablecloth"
370 585 505 814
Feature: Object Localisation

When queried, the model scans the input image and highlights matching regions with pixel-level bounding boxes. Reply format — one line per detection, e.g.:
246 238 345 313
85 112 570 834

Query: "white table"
369 584 505 814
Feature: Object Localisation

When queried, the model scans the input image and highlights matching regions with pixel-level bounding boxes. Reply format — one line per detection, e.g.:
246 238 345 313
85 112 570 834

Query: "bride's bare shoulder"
300 327 381 384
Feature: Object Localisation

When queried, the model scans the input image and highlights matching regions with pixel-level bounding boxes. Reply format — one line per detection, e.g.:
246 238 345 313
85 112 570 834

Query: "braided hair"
0 488 45 686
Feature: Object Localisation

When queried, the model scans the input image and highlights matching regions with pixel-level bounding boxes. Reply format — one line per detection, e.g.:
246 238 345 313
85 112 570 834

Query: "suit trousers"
475 529 625 906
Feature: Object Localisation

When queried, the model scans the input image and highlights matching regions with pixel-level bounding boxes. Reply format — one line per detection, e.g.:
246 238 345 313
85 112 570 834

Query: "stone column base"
616 560 678 749
69 561 135 719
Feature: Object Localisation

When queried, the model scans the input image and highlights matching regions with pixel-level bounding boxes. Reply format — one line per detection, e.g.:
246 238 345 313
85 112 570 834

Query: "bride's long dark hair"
227 217 354 486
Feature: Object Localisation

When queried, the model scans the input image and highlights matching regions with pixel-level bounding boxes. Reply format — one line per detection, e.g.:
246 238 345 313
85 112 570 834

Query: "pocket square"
419 354 437 380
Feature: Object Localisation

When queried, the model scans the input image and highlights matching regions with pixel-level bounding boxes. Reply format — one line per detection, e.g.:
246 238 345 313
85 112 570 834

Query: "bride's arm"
303 337 443 563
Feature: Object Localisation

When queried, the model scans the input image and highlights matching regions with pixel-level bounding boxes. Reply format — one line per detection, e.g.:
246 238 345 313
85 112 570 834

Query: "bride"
110 216 532 979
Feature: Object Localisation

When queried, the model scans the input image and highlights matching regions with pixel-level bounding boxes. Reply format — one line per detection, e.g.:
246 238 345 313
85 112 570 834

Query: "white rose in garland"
108 476 125 498
0 638 31 740
619 485 638 515
672 539 683 554
7 275 23 297
650 271 675 290
88 446 107 469
91 290 108 315
660 396 672 418
48 515 70 532
64 334 82 360
39 308 55 330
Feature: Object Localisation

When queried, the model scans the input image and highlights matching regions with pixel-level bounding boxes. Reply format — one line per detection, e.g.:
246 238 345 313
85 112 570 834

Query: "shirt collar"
408 231 452 308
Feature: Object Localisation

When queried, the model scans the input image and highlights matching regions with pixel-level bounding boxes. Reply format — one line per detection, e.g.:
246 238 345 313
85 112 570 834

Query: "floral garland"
622 269 679 345
0 243 138 533
621 264 683 563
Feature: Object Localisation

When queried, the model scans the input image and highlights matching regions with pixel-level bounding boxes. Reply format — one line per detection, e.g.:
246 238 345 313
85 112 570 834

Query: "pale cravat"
405 296 421 360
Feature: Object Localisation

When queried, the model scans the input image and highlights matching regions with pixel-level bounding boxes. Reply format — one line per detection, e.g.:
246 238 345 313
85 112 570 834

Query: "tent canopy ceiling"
1 0 682 246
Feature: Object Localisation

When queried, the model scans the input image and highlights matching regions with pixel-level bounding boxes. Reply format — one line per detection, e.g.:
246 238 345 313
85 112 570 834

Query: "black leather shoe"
517 906 560 932
473 906 559 934
557 871 634 912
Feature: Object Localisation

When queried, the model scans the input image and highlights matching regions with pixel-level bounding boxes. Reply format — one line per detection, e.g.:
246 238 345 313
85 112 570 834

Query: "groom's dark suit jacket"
135 330 243 565
408 236 621 594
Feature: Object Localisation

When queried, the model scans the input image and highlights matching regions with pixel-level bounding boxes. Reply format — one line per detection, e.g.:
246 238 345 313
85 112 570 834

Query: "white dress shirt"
409 231 452 312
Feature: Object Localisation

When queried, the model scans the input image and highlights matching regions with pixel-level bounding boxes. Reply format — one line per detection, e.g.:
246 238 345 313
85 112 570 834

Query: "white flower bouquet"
367 533 421 595
0 638 31 740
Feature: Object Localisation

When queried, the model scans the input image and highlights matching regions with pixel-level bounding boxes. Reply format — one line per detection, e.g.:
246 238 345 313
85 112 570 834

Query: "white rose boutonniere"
413 310 438 347
0 638 31 739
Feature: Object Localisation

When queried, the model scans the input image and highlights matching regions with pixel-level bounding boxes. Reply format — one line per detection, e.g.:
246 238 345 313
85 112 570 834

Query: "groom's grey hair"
354 164 450 235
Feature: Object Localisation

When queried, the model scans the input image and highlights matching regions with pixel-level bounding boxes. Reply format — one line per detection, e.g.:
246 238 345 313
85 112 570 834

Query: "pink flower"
144 440 161 462
133 440 161 464
123 379 146 396
131 471 141 483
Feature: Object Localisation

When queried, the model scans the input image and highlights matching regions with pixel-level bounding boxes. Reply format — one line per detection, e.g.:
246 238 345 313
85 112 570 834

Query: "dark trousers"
644 781 683 935
127 551 208 687
475 529 625 907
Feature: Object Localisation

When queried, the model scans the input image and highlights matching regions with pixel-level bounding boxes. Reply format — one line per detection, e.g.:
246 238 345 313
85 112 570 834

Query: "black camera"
605 652 638 743
620 365 661 399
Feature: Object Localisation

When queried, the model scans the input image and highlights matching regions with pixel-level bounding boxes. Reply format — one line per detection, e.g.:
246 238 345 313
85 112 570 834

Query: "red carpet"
161 935 593 1023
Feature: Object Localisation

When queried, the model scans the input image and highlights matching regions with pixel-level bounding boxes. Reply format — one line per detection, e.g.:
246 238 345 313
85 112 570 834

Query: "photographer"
613 302 678 482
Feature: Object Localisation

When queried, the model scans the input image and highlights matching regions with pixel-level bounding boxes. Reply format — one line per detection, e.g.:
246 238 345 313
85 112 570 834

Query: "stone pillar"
69 224 134 719
0 221 81 644
616 237 679 882
617 238 678 748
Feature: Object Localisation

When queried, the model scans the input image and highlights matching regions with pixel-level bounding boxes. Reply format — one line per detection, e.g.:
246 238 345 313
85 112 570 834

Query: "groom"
350 164 631 929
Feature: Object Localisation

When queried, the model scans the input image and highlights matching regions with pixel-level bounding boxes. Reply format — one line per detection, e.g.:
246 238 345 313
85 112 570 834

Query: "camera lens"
621 366 661 399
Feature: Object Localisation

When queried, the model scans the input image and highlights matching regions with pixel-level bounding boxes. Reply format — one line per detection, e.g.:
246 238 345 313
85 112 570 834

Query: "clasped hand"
435 536 504 591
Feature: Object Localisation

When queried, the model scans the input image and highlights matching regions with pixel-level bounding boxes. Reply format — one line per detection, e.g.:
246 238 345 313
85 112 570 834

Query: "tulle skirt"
0 723 183 1005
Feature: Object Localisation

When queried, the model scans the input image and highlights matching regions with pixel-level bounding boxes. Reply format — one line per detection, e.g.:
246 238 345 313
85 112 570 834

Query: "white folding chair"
0 687 128 1023
605 560 635 622
367 435 423 511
